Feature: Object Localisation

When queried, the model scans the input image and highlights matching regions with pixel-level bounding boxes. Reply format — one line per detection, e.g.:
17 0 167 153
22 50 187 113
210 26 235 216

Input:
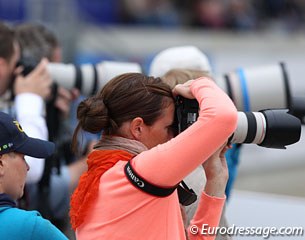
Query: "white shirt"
15 93 48 184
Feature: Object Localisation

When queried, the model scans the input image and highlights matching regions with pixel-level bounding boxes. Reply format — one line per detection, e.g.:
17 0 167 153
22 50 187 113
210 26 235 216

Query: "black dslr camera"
15 56 59 101
175 96 199 134
174 96 199 206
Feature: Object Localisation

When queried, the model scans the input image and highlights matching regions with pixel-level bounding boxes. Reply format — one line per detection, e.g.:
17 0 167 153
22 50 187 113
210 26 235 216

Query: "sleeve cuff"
202 190 226 201
190 190 226 226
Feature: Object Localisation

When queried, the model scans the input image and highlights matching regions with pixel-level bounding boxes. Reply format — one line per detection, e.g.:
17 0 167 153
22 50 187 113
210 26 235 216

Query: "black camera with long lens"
175 97 301 149
174 96 301 205
16 56 59 106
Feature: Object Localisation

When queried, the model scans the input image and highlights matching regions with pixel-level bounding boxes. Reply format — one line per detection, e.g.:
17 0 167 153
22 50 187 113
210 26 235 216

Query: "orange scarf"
70 149 134 230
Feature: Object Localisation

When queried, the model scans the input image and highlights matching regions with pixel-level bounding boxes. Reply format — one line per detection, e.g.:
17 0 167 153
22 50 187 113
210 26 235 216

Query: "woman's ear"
129 117 145 140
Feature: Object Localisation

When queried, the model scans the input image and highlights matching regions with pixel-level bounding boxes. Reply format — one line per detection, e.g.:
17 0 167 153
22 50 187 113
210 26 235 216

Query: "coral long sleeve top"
76 78 238 240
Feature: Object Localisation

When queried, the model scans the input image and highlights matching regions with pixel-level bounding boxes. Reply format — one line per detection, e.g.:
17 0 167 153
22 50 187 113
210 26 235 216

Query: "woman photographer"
162 68 235 240
70 72 237 240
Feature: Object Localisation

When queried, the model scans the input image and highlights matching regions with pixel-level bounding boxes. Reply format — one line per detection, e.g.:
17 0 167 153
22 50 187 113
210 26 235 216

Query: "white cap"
149 45 212 77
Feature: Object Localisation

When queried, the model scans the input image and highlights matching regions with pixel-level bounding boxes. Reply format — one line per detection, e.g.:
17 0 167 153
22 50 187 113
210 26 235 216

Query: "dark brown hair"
0 22 16 61
72 73 174 151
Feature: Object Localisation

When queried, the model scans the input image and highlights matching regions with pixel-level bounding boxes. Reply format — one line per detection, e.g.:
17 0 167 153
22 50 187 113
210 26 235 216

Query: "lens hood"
259 109 301 149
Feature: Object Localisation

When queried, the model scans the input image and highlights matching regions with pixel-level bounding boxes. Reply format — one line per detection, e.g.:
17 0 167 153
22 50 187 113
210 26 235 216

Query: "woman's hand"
172 80 196 99
202 141 230 198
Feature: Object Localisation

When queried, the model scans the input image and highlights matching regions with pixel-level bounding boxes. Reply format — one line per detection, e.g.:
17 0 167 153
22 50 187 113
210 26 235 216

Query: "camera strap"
124 161 197 205
124 161 177 197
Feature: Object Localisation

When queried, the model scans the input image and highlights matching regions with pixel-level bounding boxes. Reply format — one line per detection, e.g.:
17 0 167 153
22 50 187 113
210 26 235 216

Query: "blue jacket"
0 206 68 240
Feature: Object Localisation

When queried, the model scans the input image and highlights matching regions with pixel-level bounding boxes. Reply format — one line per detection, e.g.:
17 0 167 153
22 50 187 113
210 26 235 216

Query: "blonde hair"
161 68 211 89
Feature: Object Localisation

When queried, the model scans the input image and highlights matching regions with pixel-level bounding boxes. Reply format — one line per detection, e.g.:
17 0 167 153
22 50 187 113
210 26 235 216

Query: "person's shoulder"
2 208 49 229
31 212 69 240
1 207 43 228
0 206 41 218
18 208 42 218
0 207 67 239
0 207 41 238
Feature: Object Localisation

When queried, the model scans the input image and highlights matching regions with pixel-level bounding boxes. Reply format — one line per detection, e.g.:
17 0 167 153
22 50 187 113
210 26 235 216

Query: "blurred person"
15 22 71 118
255 0 305 31
226 0 257 30
190 0 257 30
121 0 181 27
14 22 97 226
191 0 228 29
0 111 68 240
75 0 122 25
69 72 238 239
0 21 52 185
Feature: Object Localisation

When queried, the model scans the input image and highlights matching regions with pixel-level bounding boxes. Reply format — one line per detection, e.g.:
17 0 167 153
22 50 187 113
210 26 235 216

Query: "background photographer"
0 21 51 185
14 22 97 230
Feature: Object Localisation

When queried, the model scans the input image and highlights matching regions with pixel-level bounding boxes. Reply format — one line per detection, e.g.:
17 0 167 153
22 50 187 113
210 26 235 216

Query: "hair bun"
76 96 109 133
